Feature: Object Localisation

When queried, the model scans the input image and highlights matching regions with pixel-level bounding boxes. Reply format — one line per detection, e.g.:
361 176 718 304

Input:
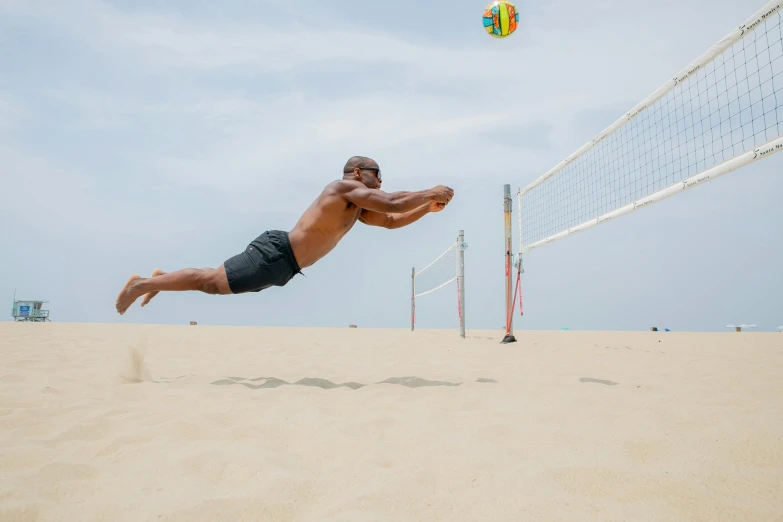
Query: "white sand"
1 323 781 521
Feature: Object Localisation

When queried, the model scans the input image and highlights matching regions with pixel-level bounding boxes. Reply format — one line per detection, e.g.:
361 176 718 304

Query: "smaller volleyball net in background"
411 230 467 338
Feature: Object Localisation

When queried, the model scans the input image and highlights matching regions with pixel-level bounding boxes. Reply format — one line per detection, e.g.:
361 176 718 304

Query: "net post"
457 230 466 339
502 184 517 344
411 267 415 331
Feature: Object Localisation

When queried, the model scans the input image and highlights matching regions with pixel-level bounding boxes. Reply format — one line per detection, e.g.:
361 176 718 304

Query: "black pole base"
500 334 517 344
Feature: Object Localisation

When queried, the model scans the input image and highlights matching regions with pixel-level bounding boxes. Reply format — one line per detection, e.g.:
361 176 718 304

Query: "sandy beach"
0 322 781 521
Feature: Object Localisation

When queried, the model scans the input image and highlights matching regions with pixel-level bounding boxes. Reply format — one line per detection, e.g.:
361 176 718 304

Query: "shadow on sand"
579 377 619 386
210 376 499 390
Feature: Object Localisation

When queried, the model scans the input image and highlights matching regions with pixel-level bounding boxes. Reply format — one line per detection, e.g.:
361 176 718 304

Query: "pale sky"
2 0 781 332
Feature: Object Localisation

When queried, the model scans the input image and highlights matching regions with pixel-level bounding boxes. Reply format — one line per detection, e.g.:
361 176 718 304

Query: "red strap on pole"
518 266 523 317
505 253 512 332
505 263 523 333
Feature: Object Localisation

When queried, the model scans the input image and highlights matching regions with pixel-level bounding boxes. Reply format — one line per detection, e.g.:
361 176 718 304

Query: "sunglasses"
359 166 382 181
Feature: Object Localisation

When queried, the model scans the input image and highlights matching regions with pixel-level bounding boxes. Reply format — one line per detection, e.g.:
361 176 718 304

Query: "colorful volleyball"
483 1 519 38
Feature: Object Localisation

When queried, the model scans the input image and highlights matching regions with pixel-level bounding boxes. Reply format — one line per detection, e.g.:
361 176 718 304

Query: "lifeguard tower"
12 298 50 322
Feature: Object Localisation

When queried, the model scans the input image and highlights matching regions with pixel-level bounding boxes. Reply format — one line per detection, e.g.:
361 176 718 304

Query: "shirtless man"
115 156 454 314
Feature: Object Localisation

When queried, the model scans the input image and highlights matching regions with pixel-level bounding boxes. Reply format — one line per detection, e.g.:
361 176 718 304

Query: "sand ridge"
1 323 781 521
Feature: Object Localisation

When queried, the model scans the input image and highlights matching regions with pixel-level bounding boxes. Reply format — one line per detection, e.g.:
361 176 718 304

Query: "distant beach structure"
726 324 757 332
11 296 50 322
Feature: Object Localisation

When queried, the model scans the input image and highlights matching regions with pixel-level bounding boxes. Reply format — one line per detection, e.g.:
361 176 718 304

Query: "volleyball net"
503 1 783 342
411 230 467 337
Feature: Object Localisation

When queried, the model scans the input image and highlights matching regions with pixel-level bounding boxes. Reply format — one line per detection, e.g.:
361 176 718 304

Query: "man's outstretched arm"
359 201 446 229
341 181 453 214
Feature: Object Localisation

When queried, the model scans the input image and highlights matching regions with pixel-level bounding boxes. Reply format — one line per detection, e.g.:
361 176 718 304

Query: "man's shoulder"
322 179 364 195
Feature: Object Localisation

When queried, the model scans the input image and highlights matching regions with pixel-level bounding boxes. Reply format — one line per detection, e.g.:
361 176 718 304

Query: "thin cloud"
0 93 25 131
0 142 195 242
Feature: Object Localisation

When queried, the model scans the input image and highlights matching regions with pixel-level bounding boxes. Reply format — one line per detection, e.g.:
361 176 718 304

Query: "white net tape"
413 242 458 298
518 1 783 254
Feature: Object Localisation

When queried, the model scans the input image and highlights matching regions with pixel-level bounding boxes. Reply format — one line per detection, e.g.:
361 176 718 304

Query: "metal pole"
502 184 517 344
457 230 466 339
411 267 415 331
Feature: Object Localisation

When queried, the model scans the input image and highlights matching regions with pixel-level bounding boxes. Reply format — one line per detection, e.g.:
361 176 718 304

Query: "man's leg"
139 268 166 307
115 265 232 315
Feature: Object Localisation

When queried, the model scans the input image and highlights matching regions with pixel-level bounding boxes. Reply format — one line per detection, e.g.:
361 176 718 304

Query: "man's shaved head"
342 155 382 189
343 156 378 173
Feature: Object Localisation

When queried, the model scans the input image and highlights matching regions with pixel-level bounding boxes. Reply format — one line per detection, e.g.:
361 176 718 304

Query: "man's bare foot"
115 274 144 315
140 268 166 307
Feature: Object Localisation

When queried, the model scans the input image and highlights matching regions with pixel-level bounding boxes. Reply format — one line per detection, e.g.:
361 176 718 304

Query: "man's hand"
431 185 454 204
428 201 447 212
